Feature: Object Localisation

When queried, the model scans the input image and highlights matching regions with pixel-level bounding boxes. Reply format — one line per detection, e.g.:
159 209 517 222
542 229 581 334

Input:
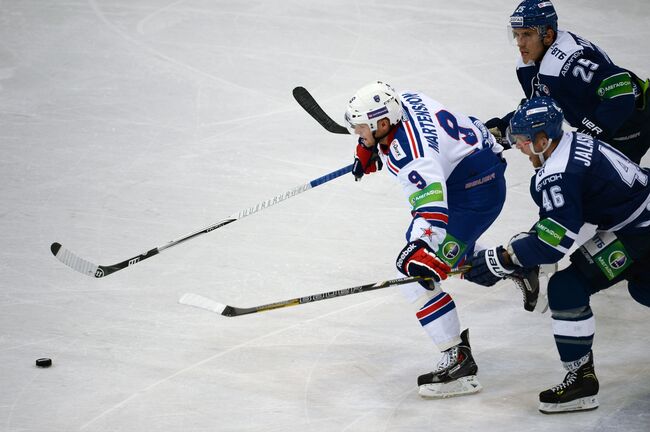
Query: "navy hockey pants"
548 232 650 363
445 148 507 262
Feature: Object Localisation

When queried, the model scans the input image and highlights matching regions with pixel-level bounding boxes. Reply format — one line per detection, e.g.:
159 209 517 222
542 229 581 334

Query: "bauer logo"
608 251 627 270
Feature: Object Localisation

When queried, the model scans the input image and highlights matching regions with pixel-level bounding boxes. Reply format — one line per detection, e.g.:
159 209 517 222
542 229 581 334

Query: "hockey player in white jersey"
344 81 539 398
466 96 650 413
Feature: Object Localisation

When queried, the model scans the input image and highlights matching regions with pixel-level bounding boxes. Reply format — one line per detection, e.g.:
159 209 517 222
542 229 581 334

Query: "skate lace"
435 347 458 372
551 371 577 393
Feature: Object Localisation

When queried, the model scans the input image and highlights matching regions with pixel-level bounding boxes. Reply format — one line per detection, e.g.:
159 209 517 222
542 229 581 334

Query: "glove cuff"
485 246 514 278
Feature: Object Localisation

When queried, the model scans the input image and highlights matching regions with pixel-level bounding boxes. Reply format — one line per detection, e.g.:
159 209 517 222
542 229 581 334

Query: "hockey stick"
179 268 468 317
293 86 350 135
51 164 353 278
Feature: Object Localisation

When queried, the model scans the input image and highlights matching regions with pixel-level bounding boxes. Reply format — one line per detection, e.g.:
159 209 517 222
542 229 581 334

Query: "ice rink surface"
1 0 649 430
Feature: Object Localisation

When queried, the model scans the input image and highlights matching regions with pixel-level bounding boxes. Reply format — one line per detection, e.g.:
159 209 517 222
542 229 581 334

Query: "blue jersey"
516 30 643 141
511 132 650 267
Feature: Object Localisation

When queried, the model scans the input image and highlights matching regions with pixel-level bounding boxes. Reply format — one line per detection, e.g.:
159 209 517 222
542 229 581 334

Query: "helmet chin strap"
528 138 553 164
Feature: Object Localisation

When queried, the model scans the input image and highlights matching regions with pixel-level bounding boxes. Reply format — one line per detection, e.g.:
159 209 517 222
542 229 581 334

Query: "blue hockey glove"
465 246 541 312
464 246 514 286
352 139 383 181
396 240 451 289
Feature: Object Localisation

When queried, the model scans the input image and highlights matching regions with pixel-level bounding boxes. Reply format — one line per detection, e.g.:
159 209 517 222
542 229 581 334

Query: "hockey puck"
35 358 52 368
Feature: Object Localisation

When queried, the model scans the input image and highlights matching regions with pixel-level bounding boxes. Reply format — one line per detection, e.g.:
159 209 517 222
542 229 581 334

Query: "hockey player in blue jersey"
466 96 650 413
344 81 539 398
486 0 650 163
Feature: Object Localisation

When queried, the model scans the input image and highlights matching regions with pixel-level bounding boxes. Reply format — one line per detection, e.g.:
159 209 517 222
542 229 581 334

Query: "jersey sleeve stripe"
413 211 449 224
385 157 400 175
404 113 424 159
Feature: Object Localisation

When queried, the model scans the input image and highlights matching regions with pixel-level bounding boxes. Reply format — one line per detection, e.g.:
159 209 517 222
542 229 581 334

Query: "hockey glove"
352 140 383 181
396 240 451 289
464 246 514 287
465 246 541 311
485 117 512 150
485 117 508 136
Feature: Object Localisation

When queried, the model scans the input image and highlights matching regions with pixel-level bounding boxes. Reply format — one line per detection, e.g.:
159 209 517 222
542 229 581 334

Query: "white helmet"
344 81 403 133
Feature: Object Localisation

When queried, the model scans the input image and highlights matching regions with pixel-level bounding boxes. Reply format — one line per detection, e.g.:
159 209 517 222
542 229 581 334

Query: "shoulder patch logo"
535 218 567 247
390 139 406 161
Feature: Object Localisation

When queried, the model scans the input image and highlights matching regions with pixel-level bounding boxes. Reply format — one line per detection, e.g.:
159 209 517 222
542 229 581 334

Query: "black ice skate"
418 329 482 398
506 265 544 312
538 351 599 414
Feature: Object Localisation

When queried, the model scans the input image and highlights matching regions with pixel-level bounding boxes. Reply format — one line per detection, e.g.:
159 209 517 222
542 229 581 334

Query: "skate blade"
539 396 599 414
418 375 482 399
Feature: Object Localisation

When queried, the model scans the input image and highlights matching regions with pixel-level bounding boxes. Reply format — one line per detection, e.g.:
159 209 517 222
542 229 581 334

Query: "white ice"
1 1 649 431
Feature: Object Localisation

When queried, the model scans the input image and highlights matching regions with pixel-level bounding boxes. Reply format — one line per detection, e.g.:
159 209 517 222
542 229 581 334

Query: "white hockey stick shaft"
51 164 354 278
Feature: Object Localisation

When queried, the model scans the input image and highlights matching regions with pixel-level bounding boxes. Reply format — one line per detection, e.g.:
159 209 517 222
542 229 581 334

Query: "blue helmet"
509 97 564 142
510 0 558 33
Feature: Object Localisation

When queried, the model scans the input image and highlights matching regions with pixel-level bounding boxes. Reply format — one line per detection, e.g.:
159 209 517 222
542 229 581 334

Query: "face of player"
511 133 546 168
512 28 546 64
352 119 391 147
352 123 377 147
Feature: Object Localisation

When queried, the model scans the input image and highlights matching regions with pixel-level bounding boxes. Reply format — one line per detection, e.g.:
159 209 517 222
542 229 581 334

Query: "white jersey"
378 90 502 250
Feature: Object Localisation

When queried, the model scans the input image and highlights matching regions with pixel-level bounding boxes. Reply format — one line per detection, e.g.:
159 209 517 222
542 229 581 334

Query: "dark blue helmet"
509 97 564 142
510 0 558 33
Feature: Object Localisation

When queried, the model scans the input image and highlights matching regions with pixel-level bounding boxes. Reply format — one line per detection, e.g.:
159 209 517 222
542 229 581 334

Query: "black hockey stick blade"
50 242 160 278
180 267 469 317
293 86 350 135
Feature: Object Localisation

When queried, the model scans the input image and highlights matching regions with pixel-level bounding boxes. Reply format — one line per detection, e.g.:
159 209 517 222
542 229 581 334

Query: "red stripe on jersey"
386 157 400 175
414 212 449 224
416 294 453 320
403 120 421 159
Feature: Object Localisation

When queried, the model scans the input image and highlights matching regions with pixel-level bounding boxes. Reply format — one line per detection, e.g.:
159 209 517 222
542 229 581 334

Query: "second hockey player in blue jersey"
486 0 650 163
466 96 650 414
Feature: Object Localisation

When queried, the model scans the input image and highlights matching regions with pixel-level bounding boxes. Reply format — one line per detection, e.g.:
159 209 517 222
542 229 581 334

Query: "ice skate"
538 351 599 414
418 329 482 398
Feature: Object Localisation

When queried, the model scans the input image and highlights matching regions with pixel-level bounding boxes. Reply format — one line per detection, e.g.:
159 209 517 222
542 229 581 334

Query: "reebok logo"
396 243 418 269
